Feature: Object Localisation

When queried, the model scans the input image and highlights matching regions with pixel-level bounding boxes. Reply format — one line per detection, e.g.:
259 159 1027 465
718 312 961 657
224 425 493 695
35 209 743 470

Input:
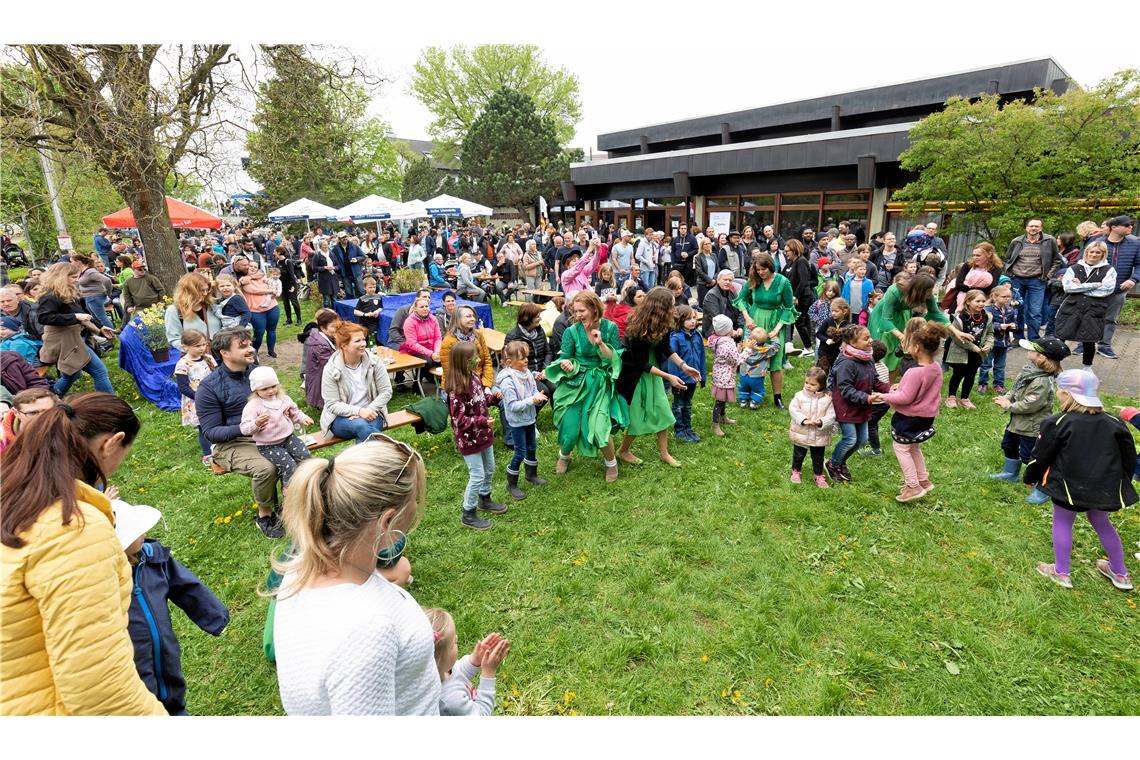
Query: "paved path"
1004 327 1138 399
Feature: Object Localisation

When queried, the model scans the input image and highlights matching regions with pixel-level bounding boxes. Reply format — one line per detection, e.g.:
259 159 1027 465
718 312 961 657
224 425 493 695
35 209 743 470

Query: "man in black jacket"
671 223 698 284
701 270 745 339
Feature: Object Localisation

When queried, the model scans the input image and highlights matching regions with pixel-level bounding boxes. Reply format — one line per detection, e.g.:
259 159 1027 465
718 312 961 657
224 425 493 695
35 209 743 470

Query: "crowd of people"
0 210 1137 718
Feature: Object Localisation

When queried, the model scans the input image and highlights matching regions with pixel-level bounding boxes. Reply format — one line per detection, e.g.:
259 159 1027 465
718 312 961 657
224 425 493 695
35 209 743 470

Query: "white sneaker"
782 361 794 370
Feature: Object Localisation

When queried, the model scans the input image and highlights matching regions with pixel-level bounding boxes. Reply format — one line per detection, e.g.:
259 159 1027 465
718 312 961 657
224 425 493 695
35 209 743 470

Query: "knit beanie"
249 365 280 392
712 314 733 336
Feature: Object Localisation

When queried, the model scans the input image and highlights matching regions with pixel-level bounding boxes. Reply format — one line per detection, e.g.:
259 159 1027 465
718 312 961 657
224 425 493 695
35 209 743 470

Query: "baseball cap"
1107 215 1133 227
1055 369 1102 407
1018 336 1071 362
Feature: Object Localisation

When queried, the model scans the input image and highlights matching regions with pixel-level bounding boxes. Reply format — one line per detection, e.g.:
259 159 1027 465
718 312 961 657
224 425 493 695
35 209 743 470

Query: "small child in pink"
871 320 948 502
241 366 313 485
708 314 744 437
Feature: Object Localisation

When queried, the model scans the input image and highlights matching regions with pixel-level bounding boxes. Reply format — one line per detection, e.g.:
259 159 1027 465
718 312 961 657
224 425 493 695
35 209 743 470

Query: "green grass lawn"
81 299 1140 715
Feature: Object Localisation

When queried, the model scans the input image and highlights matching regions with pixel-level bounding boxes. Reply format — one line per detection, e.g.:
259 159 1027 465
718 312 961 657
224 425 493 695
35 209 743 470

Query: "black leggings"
282 289 302 323
1081 341 1096 366
867 403 890 451
792 445 825 475
947 352 982 399
712 399 727 423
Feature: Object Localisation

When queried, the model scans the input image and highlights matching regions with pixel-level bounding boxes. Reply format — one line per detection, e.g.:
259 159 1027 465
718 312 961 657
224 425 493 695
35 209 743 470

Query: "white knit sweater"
274 572 440 715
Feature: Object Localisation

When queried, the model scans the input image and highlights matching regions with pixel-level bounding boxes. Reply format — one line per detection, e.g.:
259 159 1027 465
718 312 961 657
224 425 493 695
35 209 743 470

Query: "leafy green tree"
400 156 445 202
245 47 401 217
894 69 1140 246
409 46 581 160
458 88 576 223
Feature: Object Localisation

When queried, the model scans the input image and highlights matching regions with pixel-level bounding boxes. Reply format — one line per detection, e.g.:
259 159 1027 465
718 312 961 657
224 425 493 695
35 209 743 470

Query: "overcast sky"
11 1 1137 198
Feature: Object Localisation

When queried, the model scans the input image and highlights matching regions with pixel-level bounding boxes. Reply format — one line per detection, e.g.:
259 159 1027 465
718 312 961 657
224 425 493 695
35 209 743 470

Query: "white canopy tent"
422 193 493 218
267 197 340 230
333 194 406 223
389 199 428 221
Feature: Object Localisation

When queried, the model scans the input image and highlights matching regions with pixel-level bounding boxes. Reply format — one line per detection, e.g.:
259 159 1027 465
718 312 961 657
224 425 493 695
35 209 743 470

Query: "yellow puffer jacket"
0 481 166 715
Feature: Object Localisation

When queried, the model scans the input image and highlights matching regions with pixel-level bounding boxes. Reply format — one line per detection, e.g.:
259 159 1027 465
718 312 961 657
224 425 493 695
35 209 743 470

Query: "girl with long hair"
615 287 701 467
37 263 116 395
1 393 165 715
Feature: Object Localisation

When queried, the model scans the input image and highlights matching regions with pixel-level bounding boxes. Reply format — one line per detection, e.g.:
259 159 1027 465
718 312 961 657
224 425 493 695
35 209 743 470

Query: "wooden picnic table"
374 345 427 374
519 288 562 302
480 327 506 354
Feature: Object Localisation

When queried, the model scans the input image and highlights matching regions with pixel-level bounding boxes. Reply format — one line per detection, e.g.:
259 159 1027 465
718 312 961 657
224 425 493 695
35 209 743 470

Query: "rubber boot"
711 422 724 437
988 457 1022 482
505 471 527 501
1026 486 1050 504
524 462 548 486
478 493 507 514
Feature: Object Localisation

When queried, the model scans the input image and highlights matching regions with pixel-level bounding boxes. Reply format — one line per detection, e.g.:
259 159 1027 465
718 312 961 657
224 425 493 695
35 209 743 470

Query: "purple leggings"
1052 504 1128 576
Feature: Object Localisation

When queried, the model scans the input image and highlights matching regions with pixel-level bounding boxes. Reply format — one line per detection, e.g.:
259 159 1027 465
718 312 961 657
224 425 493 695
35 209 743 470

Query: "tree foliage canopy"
894 69 1140 245
409 45 581 159
400 156 446 203
457 88 575 221
245 47 400 217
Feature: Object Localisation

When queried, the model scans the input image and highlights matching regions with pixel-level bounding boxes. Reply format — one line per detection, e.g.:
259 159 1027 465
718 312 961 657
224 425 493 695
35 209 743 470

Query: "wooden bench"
503 300 528 308
209 409 423 475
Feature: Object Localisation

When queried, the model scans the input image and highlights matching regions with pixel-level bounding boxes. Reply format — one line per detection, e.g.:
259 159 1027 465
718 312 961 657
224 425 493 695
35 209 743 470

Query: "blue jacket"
667 328 707 385
331 241 365 278
128 540 229 715
428 261 448 287
1097 234 1140 293
196 363 256 443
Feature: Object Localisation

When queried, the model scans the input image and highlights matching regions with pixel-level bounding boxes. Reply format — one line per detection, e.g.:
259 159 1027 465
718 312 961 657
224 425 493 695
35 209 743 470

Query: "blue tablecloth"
334 291 493 345
118 321 183 412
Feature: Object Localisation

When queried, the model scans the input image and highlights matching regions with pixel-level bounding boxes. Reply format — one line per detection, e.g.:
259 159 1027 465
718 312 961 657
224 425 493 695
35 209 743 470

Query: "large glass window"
778 209 820 242
707 196 739 207
780 193 822 206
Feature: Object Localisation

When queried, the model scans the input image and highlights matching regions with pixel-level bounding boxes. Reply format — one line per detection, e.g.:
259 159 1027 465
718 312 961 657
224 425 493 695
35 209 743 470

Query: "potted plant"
136 300 172 362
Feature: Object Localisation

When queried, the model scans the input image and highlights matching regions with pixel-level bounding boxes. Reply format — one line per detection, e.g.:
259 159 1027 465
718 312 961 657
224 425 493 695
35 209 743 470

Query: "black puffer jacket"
1023 411 1139 511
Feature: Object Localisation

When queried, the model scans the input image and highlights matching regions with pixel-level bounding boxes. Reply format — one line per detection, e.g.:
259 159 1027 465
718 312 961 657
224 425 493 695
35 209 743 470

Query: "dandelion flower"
223 516 232 524
700 655 710 664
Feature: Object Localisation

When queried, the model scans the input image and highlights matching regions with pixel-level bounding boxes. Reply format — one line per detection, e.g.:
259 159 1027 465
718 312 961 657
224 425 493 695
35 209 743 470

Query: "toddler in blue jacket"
115 501 229 715
666 306 707 442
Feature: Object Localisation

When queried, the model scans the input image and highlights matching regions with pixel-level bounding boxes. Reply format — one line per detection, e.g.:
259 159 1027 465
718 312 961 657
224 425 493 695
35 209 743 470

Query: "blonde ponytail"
272 439 425 598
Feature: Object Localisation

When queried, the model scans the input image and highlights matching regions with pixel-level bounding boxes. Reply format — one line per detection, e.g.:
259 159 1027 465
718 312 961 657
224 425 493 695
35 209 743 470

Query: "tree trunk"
125 181 183 293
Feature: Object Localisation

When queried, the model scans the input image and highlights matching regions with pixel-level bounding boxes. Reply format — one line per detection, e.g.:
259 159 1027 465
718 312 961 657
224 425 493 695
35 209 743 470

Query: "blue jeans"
329 413 386 443
1001 427 1037 464
738 374 766 404
52 345 113 396
641 270 657 289
978 345 1008 387
341 274 363 299
1009 276 1046 341
249 305 280 354
507 423 537 474
462 446 495 512
831 421 868 465
84 295 113 329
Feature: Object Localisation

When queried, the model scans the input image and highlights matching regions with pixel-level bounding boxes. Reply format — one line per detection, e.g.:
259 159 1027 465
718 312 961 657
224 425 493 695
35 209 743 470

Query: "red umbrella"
102 196 223 230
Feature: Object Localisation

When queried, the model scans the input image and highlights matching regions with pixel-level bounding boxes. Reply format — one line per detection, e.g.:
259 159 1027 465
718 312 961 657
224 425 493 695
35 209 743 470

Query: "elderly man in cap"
1096 215 1140 359
121 259 167 313
331 231 365 299
717 230 751 283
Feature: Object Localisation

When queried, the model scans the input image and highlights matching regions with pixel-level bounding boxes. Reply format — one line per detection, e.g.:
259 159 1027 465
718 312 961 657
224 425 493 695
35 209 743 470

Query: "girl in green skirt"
615 287 702 467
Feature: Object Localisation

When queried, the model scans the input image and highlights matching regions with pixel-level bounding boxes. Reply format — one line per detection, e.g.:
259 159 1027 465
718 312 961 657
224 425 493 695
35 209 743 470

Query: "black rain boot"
506 471 527 500
524 462 548 486
479 492 508 514
773 393 785 410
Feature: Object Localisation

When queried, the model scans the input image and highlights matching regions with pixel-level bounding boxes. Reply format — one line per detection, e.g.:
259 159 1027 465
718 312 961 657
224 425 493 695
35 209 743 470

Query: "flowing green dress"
544 319 628 457
733 274 799 367
616 336 675 436
868 284 951 371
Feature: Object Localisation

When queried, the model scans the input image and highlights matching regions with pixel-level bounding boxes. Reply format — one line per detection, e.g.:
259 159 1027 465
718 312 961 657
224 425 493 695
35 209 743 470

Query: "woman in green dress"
544 290 627 482
615 287 702 468
734 251 799 409
868 273 967 378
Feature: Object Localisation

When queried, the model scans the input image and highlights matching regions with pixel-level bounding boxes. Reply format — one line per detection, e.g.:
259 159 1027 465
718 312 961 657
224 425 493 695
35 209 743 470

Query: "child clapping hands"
425 608 511 716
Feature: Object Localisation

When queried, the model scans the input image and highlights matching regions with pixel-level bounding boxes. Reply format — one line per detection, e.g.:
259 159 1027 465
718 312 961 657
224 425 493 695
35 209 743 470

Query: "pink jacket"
708 334 744 390
240 393 306 445
880 361 943 418
401 311 441 359
560 251 599 299
240 274 278 313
